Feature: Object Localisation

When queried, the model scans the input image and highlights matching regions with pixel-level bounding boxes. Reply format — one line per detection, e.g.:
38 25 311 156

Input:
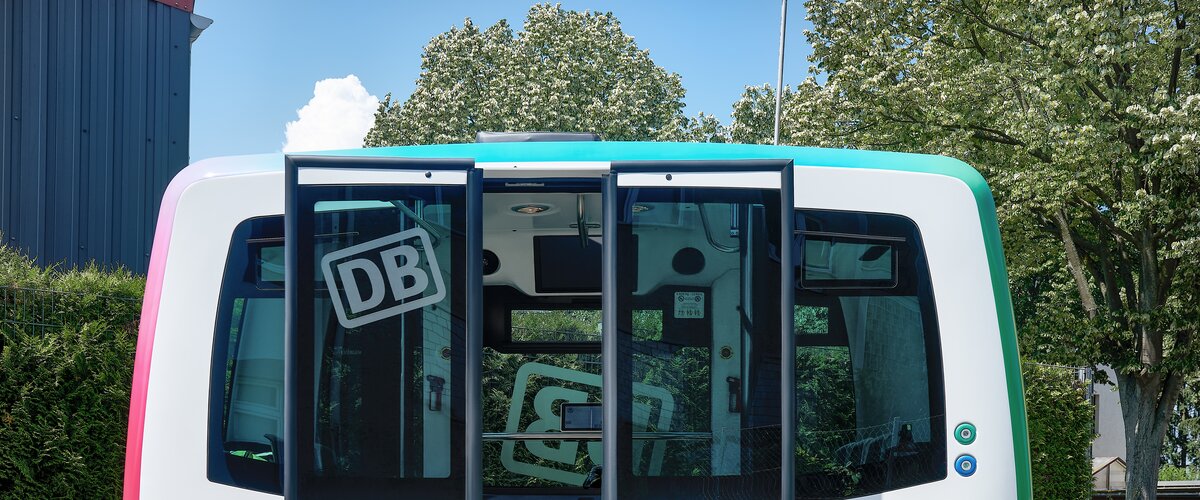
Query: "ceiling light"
511 204 551 214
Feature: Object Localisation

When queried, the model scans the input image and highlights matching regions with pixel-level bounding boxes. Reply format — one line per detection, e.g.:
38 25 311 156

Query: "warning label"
674 291 705 319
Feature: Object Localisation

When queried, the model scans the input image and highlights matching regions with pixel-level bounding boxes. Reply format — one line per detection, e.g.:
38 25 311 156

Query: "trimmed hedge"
0 242 143 499
1024 362 1095 500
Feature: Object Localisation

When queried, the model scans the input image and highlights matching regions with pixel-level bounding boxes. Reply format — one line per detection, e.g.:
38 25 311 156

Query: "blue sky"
189 1 814 162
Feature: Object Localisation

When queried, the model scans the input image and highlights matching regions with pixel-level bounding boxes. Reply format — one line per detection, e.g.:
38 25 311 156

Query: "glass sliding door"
284 157 482 499
602 162 794 500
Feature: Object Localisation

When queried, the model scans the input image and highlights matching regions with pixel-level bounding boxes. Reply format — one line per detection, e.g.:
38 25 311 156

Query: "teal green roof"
306 141 985 184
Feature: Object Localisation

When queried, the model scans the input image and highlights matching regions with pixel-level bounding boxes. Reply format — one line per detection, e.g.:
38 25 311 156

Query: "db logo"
321 228 445 328
501 363 674 485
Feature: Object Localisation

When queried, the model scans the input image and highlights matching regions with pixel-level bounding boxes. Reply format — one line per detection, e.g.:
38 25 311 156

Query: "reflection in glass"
794 210 946 498
293 185 466 497
617 189 784 499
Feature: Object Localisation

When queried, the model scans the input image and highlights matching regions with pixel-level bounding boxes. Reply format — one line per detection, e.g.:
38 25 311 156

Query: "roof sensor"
476 131 601 143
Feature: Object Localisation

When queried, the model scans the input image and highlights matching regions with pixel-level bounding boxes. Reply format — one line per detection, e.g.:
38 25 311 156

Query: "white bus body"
124 142 1031 500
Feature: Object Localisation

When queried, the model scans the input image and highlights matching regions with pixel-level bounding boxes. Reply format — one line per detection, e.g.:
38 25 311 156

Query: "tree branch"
1136 229 1163 368
1160 257 1180 298
1157 372 1186 428
1169 47 1183 97
956 0 1120 115
969 27 988 59
1081 248 1116 308
956 1 1048 51
1082 79 1114 106
1066 224 1103 258
1084 182 1116 210
1154 217 1188 240
1056 208 1100 319
830 121 877 138
1075 195 1136 242
939 121 1053 162
1119 259 1140 313
1169 0 1185 97
1112 159 1127 203
1033 210 1061 236
1082 226 1120 310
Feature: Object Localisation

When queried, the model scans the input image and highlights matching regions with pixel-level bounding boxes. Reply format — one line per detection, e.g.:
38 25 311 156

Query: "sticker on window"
320 227 446 328
674 291 705 319
501 363 674 486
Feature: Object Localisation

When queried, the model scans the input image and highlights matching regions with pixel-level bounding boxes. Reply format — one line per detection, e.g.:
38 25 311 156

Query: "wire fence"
1025 361 1089 376
0 285 141 336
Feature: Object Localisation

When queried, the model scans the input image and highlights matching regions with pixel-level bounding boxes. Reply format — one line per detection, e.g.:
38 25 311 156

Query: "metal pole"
465 168 483 500
772 0 788 145
779 164 795 500
283 156 300 500
601 173 619 500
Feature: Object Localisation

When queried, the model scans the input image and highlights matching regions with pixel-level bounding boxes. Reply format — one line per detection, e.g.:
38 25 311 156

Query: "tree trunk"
1118 371 1184 500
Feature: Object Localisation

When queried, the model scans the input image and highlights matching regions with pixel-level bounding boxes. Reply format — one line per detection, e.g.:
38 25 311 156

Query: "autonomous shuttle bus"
123 138 1032 499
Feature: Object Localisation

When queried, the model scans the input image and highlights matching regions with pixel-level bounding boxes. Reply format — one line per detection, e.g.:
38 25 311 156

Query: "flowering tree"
734 0 1199 497
365 4 717 146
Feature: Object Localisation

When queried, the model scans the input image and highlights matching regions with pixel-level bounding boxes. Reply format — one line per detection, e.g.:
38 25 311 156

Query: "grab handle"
427 375 445 411
726 376 742 413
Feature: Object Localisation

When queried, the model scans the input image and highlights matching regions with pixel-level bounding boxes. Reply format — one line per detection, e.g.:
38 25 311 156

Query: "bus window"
204 209 945 497
510 309 602 342
794 210 946 498
293 187 467 497
616 190 784 499
208 216 286 494
480 301 671 488
483 302 602 487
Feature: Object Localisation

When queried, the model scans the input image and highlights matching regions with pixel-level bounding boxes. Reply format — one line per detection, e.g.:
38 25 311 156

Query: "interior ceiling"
482 193 602 233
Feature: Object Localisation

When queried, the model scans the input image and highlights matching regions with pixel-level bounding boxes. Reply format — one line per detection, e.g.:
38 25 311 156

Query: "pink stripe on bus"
123 155 278 499
121 154 283 498
122 185 178 500
122 155 248 499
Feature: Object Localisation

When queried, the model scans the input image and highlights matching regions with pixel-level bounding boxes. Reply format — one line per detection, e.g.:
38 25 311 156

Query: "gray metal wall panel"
48 0 84 263
81 0 116 265
16 0 48 259
116 0 141 268
1 1 11 245
1 0 192 273
148 3 170 268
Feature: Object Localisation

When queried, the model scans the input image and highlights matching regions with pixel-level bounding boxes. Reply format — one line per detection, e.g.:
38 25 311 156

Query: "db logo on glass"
321 228 445 328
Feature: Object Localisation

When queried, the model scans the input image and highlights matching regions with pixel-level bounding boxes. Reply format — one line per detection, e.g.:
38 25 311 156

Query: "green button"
955 422 977 445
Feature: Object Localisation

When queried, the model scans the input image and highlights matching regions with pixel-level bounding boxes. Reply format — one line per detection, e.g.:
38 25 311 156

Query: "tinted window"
615 189 785 499
509 309 663 343
794 210 946 498
291 185 466 497
208 216 285 494
481 305 671 488
511 309 602 342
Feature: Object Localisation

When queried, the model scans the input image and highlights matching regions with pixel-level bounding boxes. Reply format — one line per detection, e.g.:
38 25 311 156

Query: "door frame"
601 159 795 500
283 155 483 499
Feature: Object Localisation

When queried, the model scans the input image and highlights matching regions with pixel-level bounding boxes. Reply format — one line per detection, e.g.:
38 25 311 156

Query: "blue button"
955 454 977 477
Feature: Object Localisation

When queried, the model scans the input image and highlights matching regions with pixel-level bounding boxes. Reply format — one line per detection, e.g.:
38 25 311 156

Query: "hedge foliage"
1024 362 1095 500
0 242 143 499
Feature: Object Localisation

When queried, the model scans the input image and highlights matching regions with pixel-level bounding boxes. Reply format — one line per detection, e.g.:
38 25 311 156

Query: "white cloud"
282 74 378 152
